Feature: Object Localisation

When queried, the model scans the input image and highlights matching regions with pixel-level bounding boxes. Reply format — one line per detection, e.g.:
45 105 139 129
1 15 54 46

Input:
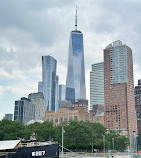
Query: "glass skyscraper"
42 56 57 111
59 84 66 106
55 76 59 112
66 9 86 103
38 81 43 93
90 62 104 110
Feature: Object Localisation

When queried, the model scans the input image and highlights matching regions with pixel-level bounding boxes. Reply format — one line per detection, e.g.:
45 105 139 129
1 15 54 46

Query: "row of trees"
0 119 129 151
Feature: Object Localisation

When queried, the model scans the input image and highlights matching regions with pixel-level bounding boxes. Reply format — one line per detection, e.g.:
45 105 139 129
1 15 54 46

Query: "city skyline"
0 0 141 119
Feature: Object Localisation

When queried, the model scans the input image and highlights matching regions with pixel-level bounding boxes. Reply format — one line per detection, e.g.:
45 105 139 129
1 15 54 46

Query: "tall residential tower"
104 40 137 134
66 8 86 103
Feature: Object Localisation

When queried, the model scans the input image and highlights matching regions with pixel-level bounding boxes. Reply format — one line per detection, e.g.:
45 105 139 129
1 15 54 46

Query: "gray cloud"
0 0 76 47
0 0 141 119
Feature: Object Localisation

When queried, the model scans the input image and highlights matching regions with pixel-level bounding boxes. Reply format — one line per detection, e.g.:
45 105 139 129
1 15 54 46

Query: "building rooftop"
105 40 122 48
72 30 82 33
0 140 20 150
26 119 44 125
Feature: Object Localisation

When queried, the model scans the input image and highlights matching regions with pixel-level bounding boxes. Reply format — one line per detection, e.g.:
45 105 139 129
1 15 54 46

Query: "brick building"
43 106 104 126
104 40 137 134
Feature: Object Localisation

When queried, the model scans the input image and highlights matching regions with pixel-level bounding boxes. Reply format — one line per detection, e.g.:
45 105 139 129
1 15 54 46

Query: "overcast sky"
0 0 141 120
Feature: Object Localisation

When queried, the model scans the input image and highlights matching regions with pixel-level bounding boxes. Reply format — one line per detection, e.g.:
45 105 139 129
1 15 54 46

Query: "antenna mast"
75 6 77 30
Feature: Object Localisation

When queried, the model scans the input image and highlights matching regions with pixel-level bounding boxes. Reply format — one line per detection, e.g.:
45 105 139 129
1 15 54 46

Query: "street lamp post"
112 138 114 151
61 125 64 157
130 133 133 158
130 131 138 158
92 142 93 153
103 135 105 157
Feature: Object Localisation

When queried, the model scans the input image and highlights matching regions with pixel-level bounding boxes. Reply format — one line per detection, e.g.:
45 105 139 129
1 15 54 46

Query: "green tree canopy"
27 121 55 141
0 119 26 140
63 121 97 150
55 121 107 151
0 119 129 152
105 130 129 151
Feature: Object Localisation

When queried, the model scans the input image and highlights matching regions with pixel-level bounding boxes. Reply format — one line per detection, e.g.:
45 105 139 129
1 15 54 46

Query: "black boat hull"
0 144 59 158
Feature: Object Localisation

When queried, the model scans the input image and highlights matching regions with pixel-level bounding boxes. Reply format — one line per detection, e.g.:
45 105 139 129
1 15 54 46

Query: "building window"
15 101 18 105
15 106 18 110
60 117 63 123
69 116 73 120
50 118 53 123
74 116 78 120
55 118 58 123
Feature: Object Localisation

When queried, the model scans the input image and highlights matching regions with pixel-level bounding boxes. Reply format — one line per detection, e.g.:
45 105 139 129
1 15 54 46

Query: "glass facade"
59 84 66 105
28 92 46 120
111 46 128 84
66 30 86 103
14 97 35 124
90 62 104 110
14 93 46 124
38 81 43 93
42 56 57 111
55 76 59 112
4 114 13 120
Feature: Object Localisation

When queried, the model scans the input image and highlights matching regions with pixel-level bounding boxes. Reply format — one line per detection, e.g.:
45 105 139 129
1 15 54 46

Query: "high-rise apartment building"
14 97 35 124
104 40 137 134
90 62 104 110
28 92 46 120
3 114 13 120
66 8 86 103
42 55 57 111
14 92 46 124
135 79 141 135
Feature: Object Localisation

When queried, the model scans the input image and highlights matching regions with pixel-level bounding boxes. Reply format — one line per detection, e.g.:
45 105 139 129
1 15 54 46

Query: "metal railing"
18 141 57 148
59 152 141 158
0 152 16 156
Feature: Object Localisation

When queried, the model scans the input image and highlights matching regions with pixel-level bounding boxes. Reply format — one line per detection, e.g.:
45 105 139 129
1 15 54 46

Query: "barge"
0 140 59 158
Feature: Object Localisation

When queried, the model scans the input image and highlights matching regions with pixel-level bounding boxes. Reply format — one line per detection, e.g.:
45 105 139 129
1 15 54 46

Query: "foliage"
55 121 111 151
0 119 26 140
63 121 97 150
105 130 129 151
137 135 141 150
91 122 106 139
27 121 56 141
0 119 129 152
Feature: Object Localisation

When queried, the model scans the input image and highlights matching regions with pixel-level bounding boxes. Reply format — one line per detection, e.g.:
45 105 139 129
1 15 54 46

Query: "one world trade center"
66 8 86 103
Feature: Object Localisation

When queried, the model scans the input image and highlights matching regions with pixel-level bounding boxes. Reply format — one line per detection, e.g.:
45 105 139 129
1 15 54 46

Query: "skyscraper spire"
75 6 77 30
66 5 86 103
